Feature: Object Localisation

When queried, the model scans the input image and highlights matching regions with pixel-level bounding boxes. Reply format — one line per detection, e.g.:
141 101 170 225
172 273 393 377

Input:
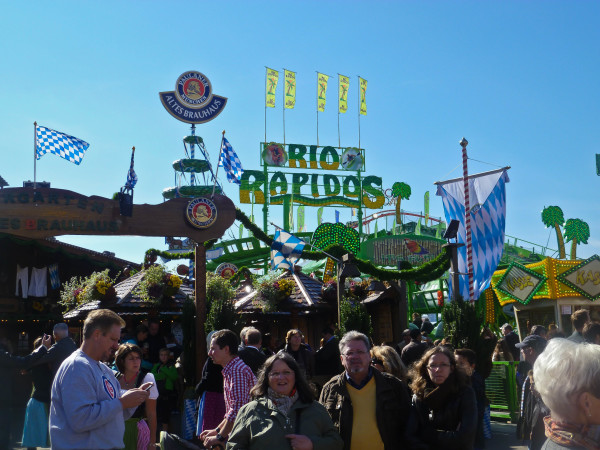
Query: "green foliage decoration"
132 265 182 303
60 269 117 312
312 223 360 255
205 273 239 333
442 297 481 350
143 208 451 283
339 296 373 337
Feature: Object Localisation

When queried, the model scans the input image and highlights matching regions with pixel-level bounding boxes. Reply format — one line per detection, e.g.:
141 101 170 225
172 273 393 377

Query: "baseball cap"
515 335 547 353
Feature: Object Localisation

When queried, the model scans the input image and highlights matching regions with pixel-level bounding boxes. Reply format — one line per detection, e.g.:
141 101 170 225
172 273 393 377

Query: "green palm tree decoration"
564 218 590 260
541 206 566 259
392 182 412 225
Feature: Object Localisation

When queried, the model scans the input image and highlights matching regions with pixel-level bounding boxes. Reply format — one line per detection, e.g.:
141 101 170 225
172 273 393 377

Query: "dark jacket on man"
319 368 411 449
315 336 343 377
238 345 267 376
30 336 77 375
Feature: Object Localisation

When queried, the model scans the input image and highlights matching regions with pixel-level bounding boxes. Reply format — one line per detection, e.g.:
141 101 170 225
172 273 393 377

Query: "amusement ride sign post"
159 70 230 378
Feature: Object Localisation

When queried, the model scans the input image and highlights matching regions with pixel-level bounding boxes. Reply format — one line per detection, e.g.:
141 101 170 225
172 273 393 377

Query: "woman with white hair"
533 338 600 449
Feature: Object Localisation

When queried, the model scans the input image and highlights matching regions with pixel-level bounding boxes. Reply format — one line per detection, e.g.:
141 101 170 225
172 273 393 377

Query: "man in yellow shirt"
319 331 411 449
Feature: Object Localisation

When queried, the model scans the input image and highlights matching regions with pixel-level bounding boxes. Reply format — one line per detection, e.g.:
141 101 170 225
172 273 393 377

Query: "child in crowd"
151 348 179 432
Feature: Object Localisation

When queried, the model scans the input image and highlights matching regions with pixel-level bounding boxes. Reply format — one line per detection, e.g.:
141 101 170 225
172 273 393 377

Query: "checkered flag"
218 137 244 184
270 230 305 270
36 125 90 165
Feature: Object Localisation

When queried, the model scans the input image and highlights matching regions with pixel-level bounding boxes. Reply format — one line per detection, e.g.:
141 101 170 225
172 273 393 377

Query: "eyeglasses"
343 350 368 358
268 370 294 378
427 363 451 370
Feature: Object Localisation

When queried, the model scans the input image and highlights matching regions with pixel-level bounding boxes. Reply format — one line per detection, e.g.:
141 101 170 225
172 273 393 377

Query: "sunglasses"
371 358 384 366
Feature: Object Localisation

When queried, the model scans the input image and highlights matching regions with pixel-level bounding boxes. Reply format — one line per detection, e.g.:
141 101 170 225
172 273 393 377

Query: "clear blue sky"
2 1 599 265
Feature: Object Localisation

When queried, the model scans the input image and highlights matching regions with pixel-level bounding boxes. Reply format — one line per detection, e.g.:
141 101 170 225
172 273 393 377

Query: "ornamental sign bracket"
159 71 227 124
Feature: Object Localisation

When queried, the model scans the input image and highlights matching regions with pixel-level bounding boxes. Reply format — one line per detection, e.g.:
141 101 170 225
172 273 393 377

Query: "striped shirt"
222 356 256 421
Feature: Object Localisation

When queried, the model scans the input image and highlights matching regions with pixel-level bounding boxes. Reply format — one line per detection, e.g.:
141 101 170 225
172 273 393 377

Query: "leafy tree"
339 296 372 338
442 297 481 351
205 273 239 333
564 218 590 260
541 206 566 259
392 182 412 226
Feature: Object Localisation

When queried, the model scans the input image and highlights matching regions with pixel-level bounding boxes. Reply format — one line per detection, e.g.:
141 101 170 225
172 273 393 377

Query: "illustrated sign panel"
361 235 445 266
558 255 600 301
495 262 547 305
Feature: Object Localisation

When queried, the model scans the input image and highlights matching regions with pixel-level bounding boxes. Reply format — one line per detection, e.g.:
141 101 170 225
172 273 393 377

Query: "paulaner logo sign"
159 71 228 124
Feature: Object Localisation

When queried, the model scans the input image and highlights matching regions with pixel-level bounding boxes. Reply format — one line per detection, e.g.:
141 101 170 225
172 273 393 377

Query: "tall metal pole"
460 137 474 301
190 124 196 186
33 122 37 189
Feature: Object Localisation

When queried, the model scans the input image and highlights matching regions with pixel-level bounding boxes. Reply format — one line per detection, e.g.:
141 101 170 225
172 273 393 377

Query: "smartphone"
143 383 154 391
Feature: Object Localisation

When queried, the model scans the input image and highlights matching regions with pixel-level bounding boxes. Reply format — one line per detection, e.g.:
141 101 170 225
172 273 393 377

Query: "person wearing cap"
515 335 548 450
501 323 520 361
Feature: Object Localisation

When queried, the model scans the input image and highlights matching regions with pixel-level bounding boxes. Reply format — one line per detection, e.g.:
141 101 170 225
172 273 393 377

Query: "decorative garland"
144 208 451 283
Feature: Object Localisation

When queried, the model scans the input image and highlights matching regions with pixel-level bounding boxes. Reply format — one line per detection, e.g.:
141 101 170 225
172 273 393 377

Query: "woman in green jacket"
227 352 343 450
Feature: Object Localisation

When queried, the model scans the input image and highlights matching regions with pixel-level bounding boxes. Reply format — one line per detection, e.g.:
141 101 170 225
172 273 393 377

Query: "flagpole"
357 76 361 149
282 68 286 146
211 130 225 198
316 72 319 147
337 74 341 148
33 121 37 189
460 137 475 302
264 67 268 144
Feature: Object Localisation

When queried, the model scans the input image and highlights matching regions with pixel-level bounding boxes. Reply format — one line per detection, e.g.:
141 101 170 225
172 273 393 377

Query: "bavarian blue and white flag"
218 137 244 184
270 230 305 270
124 148 137 189
36 125 90 165
435 168 509 301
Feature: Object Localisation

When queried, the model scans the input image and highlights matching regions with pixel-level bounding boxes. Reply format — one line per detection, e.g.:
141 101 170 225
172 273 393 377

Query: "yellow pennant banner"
359 77 367 116
317 72 329 112
284 70 296 109
266 68 279 108
338 74 349 113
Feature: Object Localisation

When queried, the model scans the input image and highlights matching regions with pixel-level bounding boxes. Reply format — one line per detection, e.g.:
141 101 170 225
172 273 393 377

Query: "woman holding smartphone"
115 343 159 450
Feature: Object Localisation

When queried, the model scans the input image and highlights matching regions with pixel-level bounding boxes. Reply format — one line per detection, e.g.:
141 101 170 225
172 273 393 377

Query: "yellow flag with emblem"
317 72 329 112
338 74 349 113
266 68 279 108
359 77 367 115
284 70 296 109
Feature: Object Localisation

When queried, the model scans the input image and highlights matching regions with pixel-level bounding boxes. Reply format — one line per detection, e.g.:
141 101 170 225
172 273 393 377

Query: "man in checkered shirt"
200 329 256 449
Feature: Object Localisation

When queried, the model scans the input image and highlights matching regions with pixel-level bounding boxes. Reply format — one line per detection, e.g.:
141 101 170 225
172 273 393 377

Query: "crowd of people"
1 306 600 449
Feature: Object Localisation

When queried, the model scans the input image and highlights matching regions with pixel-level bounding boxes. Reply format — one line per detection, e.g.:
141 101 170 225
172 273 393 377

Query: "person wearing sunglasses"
405 346 477 449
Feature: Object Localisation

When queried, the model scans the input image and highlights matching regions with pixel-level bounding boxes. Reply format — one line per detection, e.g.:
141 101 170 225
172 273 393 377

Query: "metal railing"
485 361 519 421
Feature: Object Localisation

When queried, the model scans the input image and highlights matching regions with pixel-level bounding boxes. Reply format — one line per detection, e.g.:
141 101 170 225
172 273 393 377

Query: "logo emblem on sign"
159 71 227 124
175 71 212 107
186 197 217 229
102 375 117 399
216 263 238 279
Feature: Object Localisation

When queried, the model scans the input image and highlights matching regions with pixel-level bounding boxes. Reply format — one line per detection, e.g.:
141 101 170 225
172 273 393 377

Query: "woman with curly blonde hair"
370 345 407 381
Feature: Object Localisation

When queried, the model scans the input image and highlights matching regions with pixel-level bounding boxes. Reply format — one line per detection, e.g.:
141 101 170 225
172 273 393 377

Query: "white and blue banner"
435 168 509 301
270 230 305 270
36 125 90 165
